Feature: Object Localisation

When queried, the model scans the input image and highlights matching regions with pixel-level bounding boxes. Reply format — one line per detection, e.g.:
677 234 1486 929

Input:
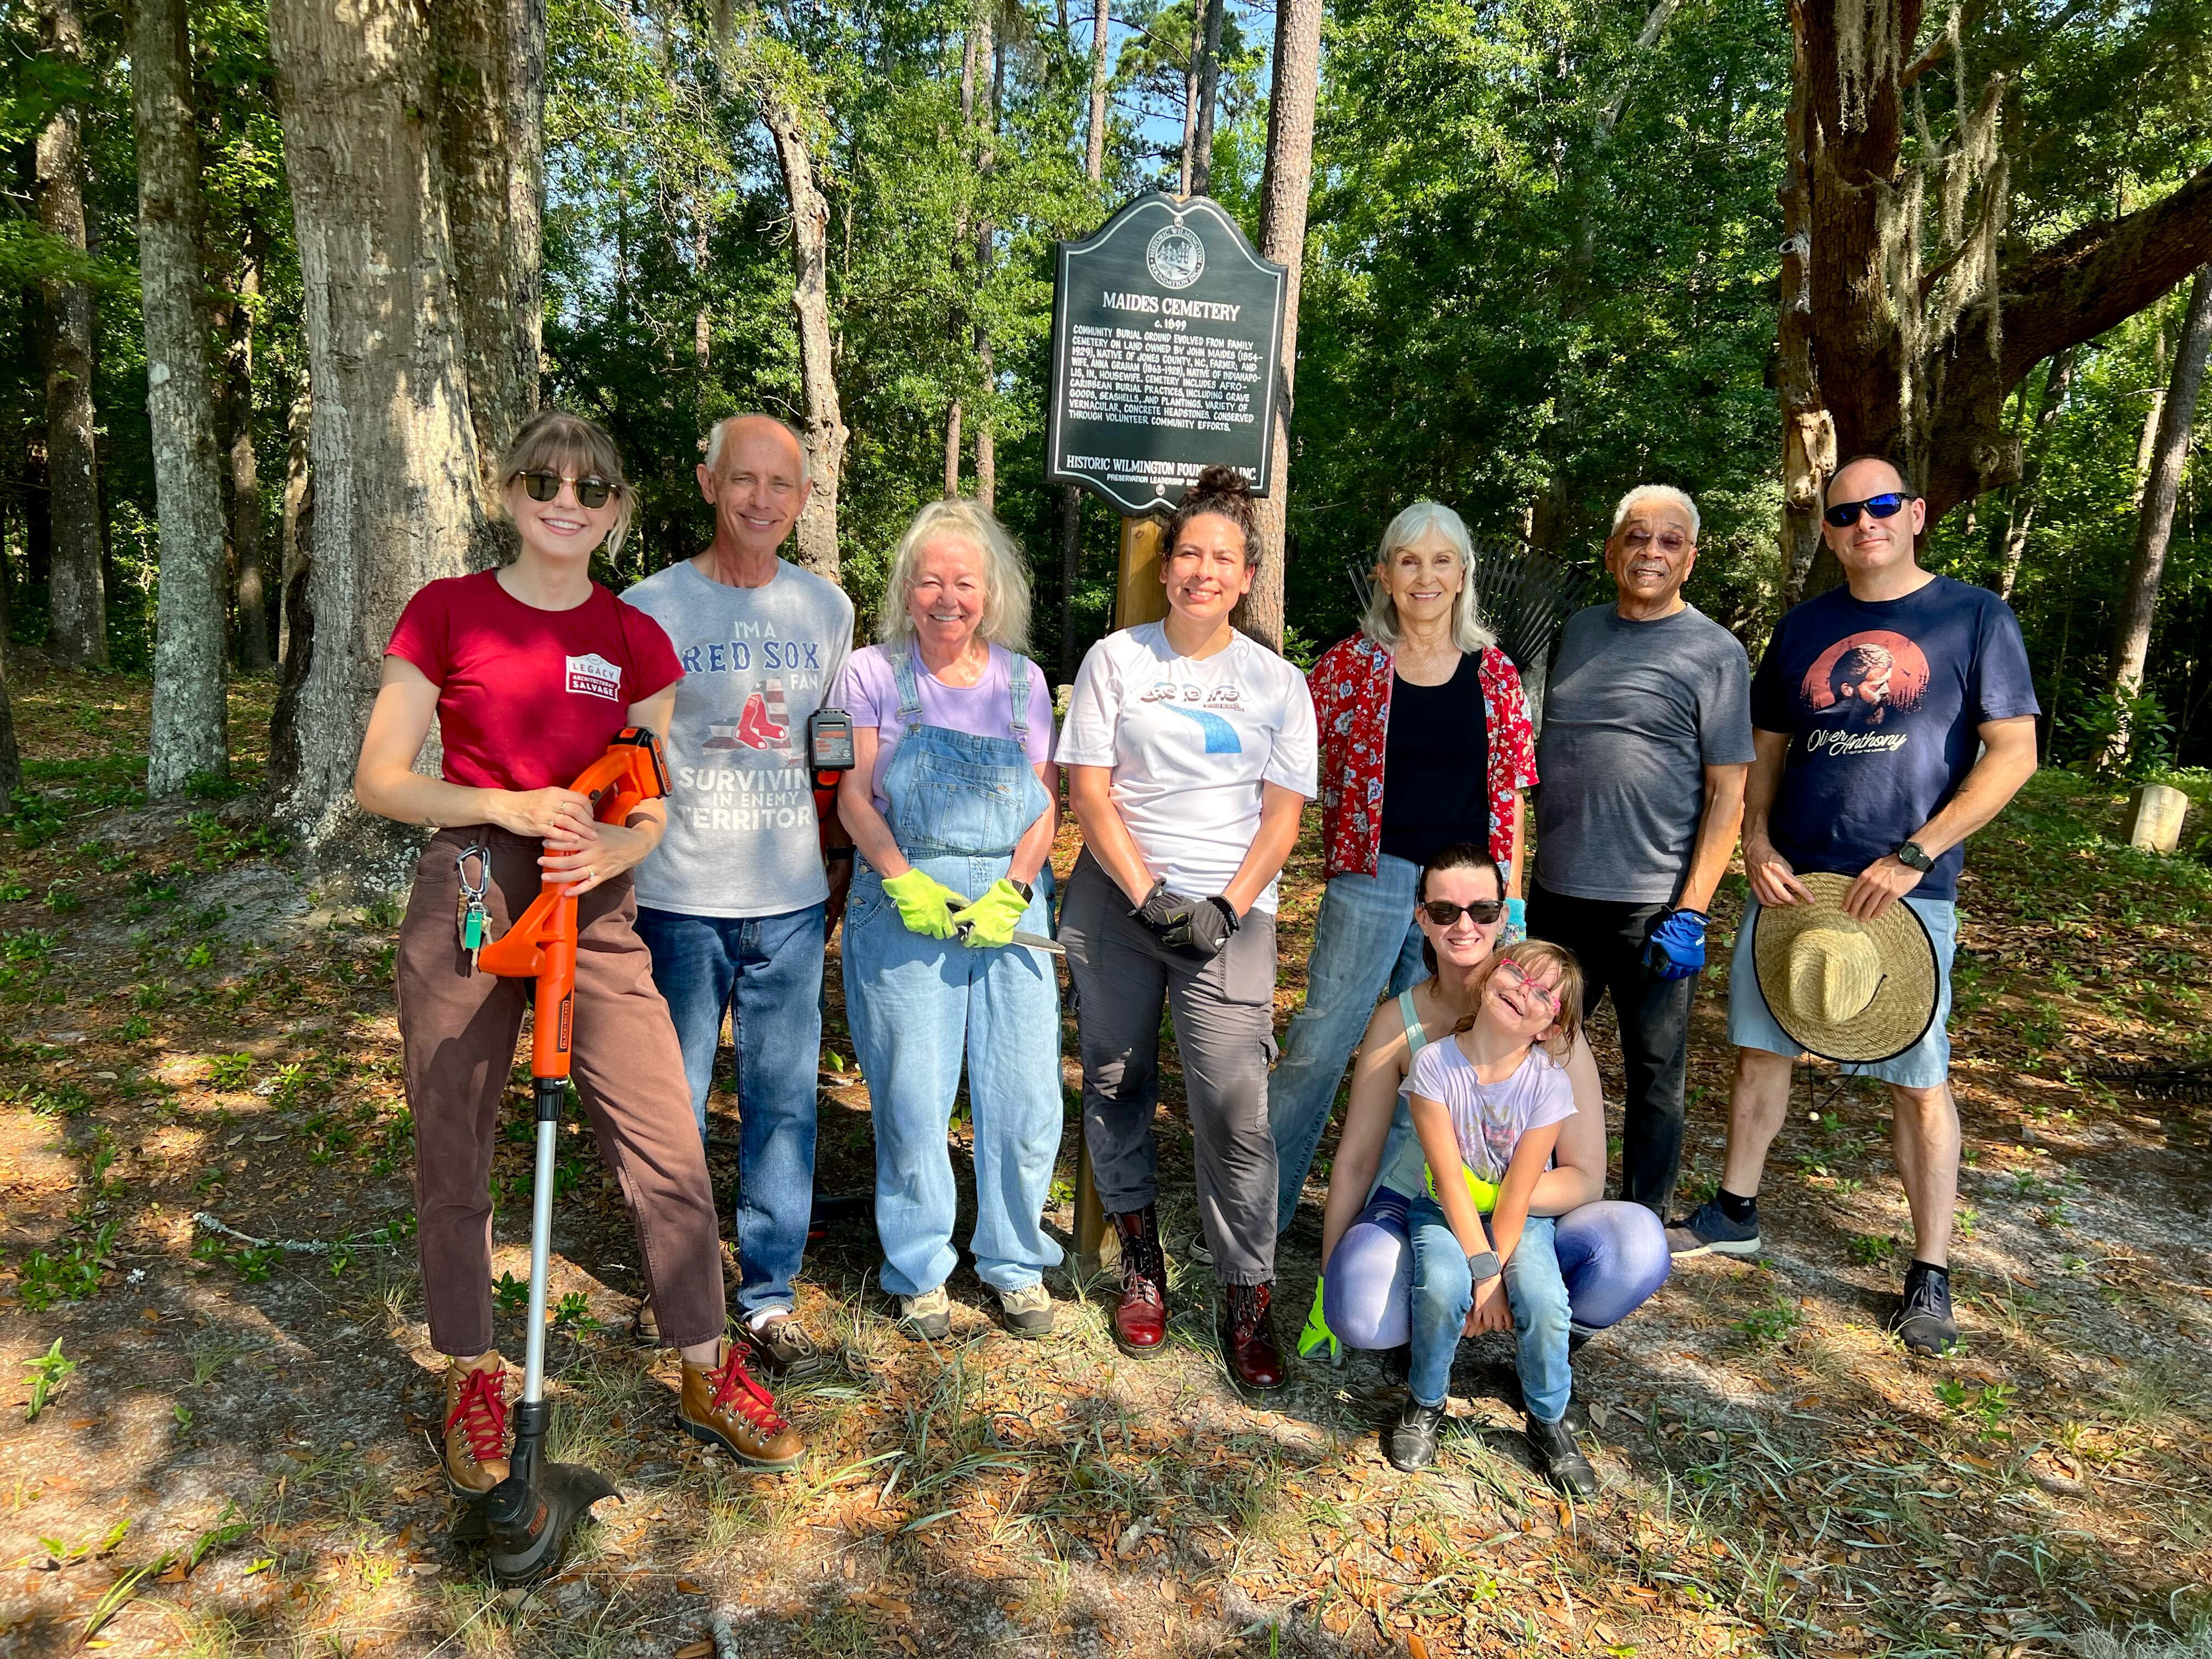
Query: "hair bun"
1188 465 1254 502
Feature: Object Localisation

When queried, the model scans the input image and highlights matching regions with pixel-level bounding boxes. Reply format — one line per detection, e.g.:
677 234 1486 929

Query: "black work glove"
1165 895 1241 958
1131 880 1199 944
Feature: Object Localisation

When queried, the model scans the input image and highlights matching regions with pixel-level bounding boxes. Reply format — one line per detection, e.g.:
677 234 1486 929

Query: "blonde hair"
876 498 1033 653
1360 500 1497 654
1454 937 1585 1062
496 411 635 556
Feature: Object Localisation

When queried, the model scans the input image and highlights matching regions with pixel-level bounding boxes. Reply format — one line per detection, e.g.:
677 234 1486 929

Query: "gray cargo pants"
1059 852 1281 1286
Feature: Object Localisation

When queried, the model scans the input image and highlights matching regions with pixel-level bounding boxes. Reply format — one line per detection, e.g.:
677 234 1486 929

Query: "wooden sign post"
1047 194 1285 1276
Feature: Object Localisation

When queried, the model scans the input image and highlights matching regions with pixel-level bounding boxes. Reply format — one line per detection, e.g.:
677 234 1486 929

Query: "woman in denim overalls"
833 500 1065 1340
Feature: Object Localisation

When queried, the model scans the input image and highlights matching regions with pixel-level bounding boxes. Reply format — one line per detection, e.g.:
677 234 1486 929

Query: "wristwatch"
1009 878 1034 902
1464 1249 1500 1283
1893 841 1934 872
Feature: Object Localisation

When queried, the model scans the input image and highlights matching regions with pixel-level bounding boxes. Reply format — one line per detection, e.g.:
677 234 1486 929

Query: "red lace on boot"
706 1348 791 1435
446 1364 509 1467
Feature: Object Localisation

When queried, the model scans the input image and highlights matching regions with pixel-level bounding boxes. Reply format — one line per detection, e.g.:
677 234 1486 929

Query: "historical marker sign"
1047 193 1289 515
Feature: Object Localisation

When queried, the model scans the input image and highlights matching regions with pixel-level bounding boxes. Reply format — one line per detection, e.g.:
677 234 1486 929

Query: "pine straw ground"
0 662 2208 1659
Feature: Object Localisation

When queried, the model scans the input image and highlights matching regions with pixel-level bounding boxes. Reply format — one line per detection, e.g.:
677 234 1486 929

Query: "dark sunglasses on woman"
1421 898 1504 926
519 470 619 509
1823 491 1909 529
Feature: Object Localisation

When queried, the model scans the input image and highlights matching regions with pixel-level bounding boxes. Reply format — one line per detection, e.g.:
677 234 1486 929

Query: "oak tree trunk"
2104 263 2212 764
1236 0 1322 652
428 0 546 491
134 0 230 792
269 0 486 845
761 90 847 578
1988 346 2072 601
37 0 105 669
2129 319 2168 508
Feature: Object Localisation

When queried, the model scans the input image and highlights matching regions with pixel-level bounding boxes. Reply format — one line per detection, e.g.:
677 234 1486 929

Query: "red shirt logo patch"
566 652 623 701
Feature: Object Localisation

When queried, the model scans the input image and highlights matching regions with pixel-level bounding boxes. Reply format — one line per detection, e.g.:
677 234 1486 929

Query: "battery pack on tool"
809 707 856 771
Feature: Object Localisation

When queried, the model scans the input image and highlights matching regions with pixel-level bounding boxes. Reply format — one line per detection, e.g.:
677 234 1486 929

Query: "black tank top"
1379 654 1491 866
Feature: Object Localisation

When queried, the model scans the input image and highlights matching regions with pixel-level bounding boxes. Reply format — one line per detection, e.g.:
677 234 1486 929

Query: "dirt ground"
0 661 2208 1658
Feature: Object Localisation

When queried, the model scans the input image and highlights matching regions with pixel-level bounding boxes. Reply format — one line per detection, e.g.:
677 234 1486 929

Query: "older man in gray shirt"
1528 484 1752 1216
627 414 852 1381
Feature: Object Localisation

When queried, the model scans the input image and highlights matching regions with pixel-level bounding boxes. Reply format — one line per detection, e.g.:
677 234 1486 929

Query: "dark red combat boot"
1218 1281 1286 1392
1109 1207 1169 1358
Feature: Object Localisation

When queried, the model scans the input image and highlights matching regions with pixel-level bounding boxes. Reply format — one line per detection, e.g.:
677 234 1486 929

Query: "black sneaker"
745 1312 834 1379
1890 1266 1959 1355
1385 1397 1446 1472
1666 1200 1762 1258
1525 1413 1597 1496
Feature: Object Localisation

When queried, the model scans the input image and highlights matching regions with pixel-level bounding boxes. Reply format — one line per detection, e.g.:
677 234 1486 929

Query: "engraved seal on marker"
1145 224 1205 290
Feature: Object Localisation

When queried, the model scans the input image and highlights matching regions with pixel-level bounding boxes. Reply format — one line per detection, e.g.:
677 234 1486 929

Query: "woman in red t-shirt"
353 412 800 1494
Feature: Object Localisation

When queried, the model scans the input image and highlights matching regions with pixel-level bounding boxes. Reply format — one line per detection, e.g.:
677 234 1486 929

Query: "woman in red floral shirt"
1268 501 1538 1248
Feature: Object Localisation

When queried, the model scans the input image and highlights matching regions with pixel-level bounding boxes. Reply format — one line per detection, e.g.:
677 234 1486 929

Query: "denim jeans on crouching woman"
1268 856 1430 1233
634 901 826 1323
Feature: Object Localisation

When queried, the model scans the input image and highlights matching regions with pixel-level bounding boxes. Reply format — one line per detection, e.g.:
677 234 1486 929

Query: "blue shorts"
1725 893 1957 1089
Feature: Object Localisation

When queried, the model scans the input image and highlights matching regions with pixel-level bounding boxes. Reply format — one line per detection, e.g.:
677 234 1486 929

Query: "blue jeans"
1269 857 1430 1232
844 857 1065 1299
635 902 826 1320
1406 1197 1573 1422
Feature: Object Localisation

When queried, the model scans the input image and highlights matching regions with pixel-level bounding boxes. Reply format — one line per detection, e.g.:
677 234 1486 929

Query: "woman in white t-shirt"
1056 466 1319 1393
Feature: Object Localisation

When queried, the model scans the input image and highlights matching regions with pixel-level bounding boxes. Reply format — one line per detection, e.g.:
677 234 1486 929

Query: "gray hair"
1359 500 1497 654
877 498 1033 654
1609 484 1701 540
702 413 809 476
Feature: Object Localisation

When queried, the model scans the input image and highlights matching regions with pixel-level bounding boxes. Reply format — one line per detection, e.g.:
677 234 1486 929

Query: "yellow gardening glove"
949 878 1032 948
1425 1162 1501 1214
1297 1272 1342 1365
882 868 964 939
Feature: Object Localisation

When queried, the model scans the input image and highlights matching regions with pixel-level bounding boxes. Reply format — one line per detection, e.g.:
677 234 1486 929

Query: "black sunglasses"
1421 899 1504 926
519 470 619 509
1823 492 1910 529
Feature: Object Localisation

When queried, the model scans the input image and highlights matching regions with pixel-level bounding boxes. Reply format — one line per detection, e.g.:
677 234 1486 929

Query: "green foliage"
21 1339 78 1422
17 1221 119 1311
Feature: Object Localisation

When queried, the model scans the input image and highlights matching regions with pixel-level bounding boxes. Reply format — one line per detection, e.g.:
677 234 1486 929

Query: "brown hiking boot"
1218 1281 1286 1392
441 1355 510 1497
679 1341 803 1472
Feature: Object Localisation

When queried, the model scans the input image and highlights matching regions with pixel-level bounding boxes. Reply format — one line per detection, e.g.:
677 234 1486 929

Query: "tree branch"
1997 165 2212 385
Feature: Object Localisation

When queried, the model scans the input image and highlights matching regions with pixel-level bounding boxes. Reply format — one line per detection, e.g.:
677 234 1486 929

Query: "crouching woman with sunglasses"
353 412 801 1506
1304 843 1672 1493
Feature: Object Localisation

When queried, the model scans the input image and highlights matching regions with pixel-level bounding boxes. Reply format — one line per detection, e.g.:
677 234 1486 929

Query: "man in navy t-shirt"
1669 455 2040 1356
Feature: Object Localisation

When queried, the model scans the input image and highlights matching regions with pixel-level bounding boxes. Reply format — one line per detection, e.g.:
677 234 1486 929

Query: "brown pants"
396 827 726 1355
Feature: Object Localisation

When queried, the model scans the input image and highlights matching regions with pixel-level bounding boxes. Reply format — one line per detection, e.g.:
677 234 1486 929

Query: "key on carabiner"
455 842 491 968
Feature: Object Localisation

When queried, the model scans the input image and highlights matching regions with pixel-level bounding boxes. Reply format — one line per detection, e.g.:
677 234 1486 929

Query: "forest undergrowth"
0 662 2208 1658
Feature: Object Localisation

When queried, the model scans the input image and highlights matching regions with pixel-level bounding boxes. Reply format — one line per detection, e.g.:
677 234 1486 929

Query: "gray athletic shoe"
900 1286 953 1342
1666 1200 1762 1258
995 1281 1056 1338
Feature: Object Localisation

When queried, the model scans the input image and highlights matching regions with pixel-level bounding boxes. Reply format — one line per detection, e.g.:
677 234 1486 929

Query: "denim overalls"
842 646 1066 1300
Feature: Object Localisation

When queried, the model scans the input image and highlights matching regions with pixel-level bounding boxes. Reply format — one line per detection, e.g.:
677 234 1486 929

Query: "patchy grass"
0 665 2208 1656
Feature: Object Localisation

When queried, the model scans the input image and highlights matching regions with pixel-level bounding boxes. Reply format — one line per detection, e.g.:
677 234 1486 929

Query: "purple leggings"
1323 1187 1670 1350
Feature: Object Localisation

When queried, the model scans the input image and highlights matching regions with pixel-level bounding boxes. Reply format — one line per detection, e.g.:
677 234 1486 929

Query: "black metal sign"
1046 193 1288 515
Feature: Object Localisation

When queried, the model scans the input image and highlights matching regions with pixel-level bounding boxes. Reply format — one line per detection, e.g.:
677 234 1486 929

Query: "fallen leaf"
675 1578 704 1594
1410 1637 1432 1659
674 1645 713 1658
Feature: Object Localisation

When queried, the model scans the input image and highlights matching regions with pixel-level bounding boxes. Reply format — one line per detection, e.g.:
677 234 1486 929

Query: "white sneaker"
996 1281 1055 1338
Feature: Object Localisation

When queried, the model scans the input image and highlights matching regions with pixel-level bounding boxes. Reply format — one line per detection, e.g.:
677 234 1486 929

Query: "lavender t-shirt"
1408 1039 1576 1183
832 643 1054 813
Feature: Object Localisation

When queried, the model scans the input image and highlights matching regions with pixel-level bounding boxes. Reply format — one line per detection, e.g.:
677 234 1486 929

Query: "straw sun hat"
1752 871 1939 1064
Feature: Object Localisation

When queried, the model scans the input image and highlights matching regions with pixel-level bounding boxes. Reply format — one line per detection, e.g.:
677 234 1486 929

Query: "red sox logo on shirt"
565 652 623 701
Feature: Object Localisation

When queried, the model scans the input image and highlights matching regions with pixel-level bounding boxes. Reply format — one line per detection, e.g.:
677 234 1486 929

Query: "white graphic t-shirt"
1056 622 1318 914
624 557 854 918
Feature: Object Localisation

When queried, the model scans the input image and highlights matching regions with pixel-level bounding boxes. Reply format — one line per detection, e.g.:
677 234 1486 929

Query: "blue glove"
1501 895 1527 944
1644 907 1708 979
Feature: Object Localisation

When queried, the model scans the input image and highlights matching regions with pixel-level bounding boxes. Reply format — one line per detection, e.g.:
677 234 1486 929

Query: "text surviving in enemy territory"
1064 325 1264 436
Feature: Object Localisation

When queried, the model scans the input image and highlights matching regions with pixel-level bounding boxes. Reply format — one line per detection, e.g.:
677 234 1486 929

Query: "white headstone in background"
2123 783 2190 853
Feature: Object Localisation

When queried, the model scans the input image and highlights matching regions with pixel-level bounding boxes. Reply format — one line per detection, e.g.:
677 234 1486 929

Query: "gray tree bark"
134 0 230 791
1237 0 1323 652
1062 0 1112 674
2105 263 2212 763
269 0 486 845
37 0 105 669
1085 0 1109 182
429 0 546 496
1179 0 1202 196
761 90 848 578
972 31 1000 512
1988 346 2073 602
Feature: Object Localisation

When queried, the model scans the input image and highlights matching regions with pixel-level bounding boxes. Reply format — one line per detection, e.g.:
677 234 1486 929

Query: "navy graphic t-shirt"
1750 575 2038 902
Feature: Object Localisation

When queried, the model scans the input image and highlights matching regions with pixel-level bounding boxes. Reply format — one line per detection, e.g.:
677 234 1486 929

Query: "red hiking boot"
1110 1207 1169 1358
